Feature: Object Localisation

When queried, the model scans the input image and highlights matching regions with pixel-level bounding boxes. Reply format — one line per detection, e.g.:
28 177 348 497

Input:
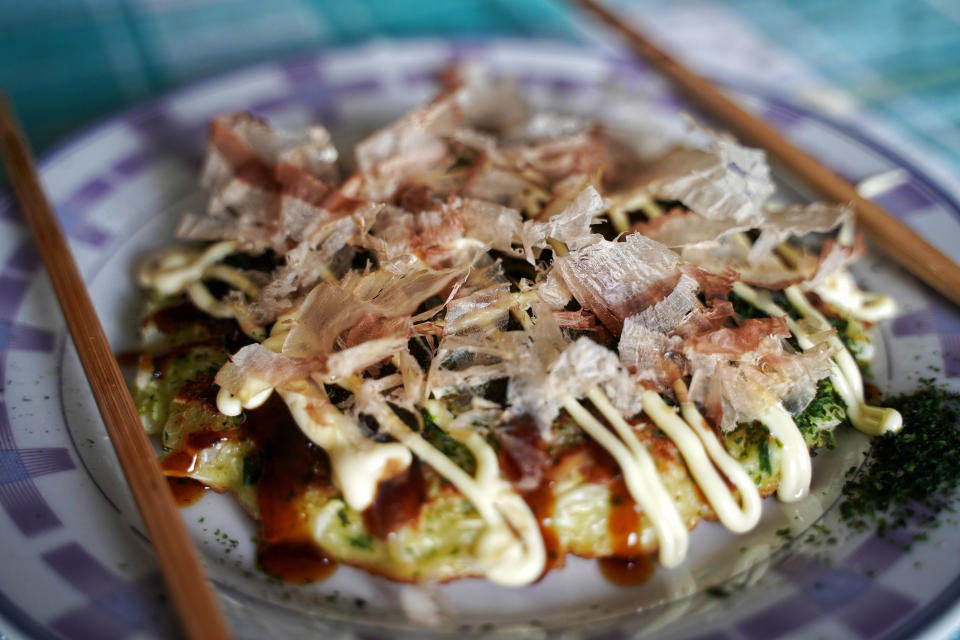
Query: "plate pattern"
2 39 960 639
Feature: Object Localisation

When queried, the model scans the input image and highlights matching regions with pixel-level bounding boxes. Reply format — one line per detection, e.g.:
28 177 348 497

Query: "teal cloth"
1 0 959 165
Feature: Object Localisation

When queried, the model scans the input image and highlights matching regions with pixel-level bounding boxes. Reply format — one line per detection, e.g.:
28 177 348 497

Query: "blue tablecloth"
1 0 959 169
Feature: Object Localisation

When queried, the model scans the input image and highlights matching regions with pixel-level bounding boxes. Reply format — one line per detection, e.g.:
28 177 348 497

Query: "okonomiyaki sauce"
257 542 337 584
608 477 641 554
602 469 656 586
363 460 427 539
166 476 208 506
250 396 340 583
526 480 560 572
598 554 656 586
161 395 340 583
496 415 562 572
161 427 239 475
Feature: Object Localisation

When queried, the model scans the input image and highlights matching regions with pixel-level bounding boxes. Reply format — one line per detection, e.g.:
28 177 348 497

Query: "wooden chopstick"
578 0 960 308
0 95 232 640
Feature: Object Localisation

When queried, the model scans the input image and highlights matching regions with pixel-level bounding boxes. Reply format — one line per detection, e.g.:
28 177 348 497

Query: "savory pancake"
133 69 898 585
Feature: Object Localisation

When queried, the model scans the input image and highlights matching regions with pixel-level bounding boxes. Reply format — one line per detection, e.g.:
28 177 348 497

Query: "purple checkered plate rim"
2 39 960 640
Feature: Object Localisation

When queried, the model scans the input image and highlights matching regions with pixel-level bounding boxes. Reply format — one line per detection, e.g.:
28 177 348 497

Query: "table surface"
1 0 959 171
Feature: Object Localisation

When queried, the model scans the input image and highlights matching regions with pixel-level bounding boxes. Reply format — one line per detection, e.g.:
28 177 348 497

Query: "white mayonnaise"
643 390 762 532
755 402 811 502
215 316 414 514
137 241 237 295
279 381 413 512
812 269 896 324
216 386 273 416
784 285 902 436
563 390 688 568
732 281 901 436
138 241 266 335
367 393 545 586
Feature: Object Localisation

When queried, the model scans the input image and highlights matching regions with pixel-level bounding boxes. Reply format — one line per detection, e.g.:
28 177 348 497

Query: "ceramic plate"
2 40 960 640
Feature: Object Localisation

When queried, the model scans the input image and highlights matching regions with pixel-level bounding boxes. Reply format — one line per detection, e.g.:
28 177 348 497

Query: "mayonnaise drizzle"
280 381 413 512
563 389 688 568
755 401 811 502
215 317 414 514
733 281 901 436
219 380 414 513
217 386 273 415
645 388 762 532
203 264 262 298
784 285 901 435
137 241 237 295
812 269 896 324
185 282 236 319
138 241 266 335
606 187 662 234
361 391 545 586
783 286 862 392
218 300 546 585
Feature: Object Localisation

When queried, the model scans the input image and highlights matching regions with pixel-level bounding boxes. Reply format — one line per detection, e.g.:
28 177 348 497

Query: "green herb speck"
840 379 960 537
346 534 374 550
758 438 772 475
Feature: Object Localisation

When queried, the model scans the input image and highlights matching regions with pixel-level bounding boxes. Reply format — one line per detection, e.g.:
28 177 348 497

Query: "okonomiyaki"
133 70 900 586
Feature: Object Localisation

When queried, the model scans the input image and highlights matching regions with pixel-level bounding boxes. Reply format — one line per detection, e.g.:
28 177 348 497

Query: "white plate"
2 39 960 639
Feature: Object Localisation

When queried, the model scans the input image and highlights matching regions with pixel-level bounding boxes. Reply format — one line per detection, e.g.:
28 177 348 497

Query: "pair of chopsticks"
0 97 231 639
577 0 960 308
1 4 958 638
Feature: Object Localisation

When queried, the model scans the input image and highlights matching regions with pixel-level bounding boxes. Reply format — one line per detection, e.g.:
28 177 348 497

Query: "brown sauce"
257 541 338 584
166 476 208 506
174 374 224 410
574 403 624 484
248 397 340 584
526 479 560 571
160 428 240 476
607 477 641 555
579 437 620 484
363 460 427 539
559 411 654 584
494 415 562 573
159 393 339 584
598 554 656 587
253 412 331 542
149 302 215 334
146 301 249 352
243 397 336 586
